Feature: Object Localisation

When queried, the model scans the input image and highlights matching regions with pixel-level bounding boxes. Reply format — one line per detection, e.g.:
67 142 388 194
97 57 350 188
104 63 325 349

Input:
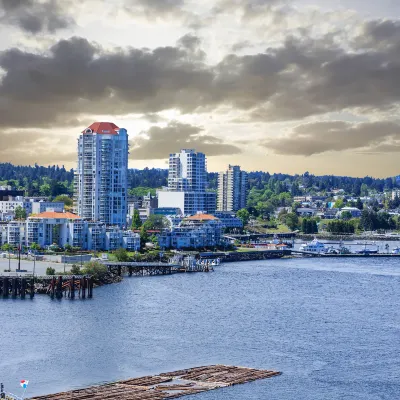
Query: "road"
0 258 73 276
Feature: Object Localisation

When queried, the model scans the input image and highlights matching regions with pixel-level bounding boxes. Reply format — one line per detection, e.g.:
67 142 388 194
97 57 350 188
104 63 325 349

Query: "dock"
28 365 281 400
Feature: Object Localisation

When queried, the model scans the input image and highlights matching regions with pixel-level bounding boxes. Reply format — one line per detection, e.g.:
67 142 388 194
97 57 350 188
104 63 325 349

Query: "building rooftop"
83 122 119 135
30 211 81 219
186 213 219 221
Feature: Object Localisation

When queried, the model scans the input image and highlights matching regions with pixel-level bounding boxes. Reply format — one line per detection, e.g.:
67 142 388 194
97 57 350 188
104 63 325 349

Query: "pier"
102 260 214 276
28 365 281 400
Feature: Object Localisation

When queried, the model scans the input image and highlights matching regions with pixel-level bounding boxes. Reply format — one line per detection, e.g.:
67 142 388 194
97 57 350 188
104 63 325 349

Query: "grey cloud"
123 0 193 21
0 131 76 165
0 0 75 33
129 122 241 160
353 19 400 50
0 36 213 128
263 121 400 156
2 26 400 129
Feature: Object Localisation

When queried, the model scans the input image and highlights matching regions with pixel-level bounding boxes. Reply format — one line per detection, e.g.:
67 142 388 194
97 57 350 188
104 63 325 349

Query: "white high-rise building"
74 122 128 226
158 149 216 215
168 149 207 191
217 165 248 212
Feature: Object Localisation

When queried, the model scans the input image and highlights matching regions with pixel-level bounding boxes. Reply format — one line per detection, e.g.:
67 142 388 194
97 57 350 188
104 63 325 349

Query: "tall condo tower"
217 165 248 212
158 149 216 215
168 149 207 191
74 122 128 227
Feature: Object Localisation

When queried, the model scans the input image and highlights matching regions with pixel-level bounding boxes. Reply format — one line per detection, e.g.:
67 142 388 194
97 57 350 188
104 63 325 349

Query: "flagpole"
21 386 27 400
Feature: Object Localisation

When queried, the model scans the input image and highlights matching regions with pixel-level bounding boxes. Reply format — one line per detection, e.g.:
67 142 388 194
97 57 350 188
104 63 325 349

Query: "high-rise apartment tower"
158 149 216 215
168 149 207 191
217 165 247 212
74 122 128 226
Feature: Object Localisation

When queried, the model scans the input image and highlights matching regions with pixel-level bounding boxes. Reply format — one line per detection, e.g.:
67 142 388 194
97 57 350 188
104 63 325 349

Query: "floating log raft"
29 365 281 400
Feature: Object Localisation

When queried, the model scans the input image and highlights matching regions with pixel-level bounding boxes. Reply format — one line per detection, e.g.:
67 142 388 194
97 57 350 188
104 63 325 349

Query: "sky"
0 0 400 177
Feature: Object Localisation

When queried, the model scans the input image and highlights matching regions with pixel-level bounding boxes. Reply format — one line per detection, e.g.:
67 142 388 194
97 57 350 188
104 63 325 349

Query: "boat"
299 239 326 253
339 246 352 255
325 246 339 255
391 247 400 254
356 248 379 255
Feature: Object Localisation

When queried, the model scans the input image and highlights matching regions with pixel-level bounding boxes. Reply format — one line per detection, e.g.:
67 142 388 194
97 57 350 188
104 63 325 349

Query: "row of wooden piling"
0 276 35 299
29 365 281 400
46 276 93 299
0 276 94 299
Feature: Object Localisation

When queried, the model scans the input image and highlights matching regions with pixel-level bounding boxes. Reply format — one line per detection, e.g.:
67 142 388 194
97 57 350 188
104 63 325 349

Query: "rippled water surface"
1 257 399 399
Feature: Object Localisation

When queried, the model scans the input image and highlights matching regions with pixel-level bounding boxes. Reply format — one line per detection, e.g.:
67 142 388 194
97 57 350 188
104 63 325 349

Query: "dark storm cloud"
262 121 400 155
0 36 213 128
0 0 75 33
2 24 400 129
129 122 241 160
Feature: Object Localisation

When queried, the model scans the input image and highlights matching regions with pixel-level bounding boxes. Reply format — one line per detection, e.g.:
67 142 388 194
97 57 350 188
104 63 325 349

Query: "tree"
46 267 56 275
40 183 51 197
30 243 40 253
356 198 363 210
237 208 250 226
142 215 168 230
333 199 344 209
71 264 81 275
131 209 142 229
81 261 108 279
114 248 130 262
2 243 13 252
140 226 149 248
341 211 352 220
14 206 27 220
64 244 73 252
285 212 299 231
53 194 73 207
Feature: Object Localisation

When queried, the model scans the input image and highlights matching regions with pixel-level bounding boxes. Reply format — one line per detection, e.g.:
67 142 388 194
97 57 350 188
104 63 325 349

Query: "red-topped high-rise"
74 122 128 227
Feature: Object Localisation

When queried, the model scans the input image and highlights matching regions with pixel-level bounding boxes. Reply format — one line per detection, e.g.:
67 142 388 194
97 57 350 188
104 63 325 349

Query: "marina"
23 365 280 400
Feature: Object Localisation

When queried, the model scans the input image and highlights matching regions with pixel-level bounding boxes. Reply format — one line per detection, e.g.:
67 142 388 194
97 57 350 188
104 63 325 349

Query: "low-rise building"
1 211 139 251
296 208 317 217
158 213 223 250
212 211 243 229
339 207 362 218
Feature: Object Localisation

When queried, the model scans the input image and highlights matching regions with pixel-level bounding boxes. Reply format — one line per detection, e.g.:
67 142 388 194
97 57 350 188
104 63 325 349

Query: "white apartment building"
74 122 128 227
167 149 207 191
0 198 64 220
217 165 247 212
158 213 223 249
1 211 139 251
158 149 216 214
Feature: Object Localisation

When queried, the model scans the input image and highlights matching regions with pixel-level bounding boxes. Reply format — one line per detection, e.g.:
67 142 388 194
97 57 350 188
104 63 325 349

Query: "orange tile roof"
186 213 218 221
30 211 82 219
82 122 119 135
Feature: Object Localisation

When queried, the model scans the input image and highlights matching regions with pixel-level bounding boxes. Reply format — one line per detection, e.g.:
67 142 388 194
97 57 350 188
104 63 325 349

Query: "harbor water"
1 257 399 399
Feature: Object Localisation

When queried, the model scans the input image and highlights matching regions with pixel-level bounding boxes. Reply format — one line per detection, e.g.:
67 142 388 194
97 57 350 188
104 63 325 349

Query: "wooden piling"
71 276 75 299
56 276 63 299
3 277 9 298
50 277 56 299
20 278 26 299
11 278 17 298
30 278 34 299
81 277 86 299
88 277 93 298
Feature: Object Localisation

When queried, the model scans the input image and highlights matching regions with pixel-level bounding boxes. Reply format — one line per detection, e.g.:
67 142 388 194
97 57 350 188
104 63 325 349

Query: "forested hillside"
0 163 398 199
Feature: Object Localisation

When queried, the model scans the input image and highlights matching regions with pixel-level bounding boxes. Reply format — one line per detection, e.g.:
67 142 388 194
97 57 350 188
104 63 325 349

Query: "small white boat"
299 239 326 253
391 247 400 254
